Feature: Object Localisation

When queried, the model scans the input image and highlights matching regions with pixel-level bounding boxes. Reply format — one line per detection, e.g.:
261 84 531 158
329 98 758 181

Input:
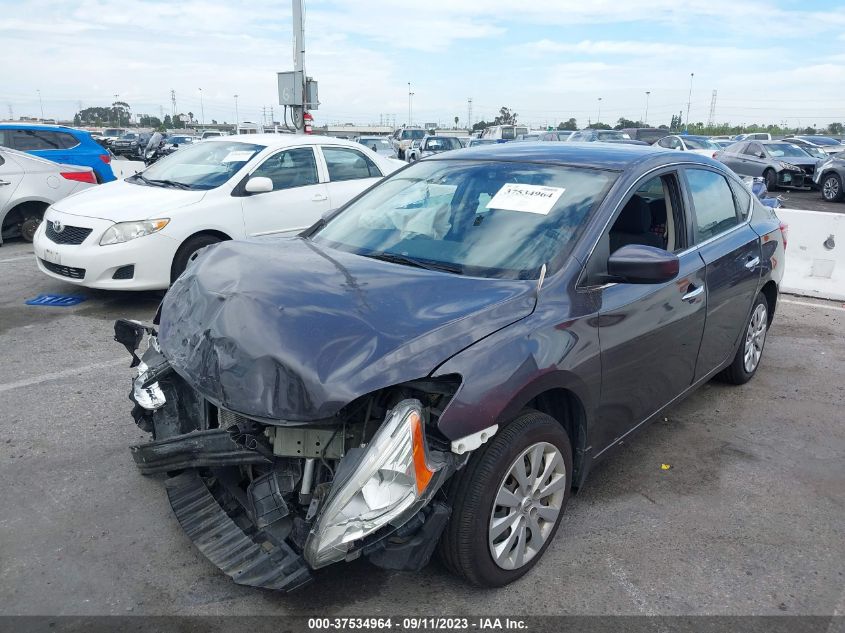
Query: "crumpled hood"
158 238 536 421
52 178 206 222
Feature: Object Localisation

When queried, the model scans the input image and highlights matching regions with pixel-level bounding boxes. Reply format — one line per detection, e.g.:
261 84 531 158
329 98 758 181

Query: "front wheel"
719 292 769 385
171 234 222 282
764 168 778 191
821 173 844 202
438 410 572 587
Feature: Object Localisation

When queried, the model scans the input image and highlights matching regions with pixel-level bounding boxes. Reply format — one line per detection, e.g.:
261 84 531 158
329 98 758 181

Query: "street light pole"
198 88 205 126
597 97 602 125
644 91 650 125
234 94 239 131
37 89 44 121
686 73 694 131
408 82 414 126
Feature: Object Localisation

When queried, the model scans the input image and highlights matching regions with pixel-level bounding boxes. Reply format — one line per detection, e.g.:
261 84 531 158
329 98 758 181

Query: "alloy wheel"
823 176 840 201
488 442 566 570
743 303 768 373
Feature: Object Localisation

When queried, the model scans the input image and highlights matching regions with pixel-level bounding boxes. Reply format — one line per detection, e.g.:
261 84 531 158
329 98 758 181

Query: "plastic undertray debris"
25 293 87 307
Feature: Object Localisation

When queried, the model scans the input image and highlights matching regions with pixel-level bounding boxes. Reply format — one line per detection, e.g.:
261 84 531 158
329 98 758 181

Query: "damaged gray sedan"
117 143 784 591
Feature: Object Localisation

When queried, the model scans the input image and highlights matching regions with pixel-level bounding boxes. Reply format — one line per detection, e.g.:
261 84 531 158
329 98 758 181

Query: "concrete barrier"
778 208 844 301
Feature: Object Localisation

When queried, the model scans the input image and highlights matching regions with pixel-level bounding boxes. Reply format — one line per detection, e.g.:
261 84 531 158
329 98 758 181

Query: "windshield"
796 136 840 146
596 130 627 141
137 141 264 190
103 129 122 136
683 137 719 150
401 129 426 140
168 136 193 144
424 137 462 151
800 145 827 159
766 143 813 158
120 133 137 140
312 159 616 279
360 138 391 148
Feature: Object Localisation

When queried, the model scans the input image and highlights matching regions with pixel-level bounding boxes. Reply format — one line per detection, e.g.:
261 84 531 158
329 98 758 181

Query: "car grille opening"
40 259 85 279
45 221 92 245
112 265 135 280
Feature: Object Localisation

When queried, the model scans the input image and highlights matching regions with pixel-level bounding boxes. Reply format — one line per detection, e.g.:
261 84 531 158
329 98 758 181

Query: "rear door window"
56 132 80 149
322 147 382 181
250 147 319 190
9 129 63 151
685 168 740 242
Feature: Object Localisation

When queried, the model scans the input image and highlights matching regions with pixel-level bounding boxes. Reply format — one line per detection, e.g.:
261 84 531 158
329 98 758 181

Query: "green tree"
454 116 459 128
828 122 843 135
493 106 517 125
557 118 577 130
163 114 172 129
587 122 612 130
614 117 643 130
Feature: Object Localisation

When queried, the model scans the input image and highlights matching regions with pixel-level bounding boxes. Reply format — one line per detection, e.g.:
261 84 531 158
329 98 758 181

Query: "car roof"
0 123 83 133
429 141 713 170
203 134 366 149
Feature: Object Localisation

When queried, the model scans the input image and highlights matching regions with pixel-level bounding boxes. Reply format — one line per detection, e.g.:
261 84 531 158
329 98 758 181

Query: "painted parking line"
781 298 845 313
0 255 35 264
0 358 127 394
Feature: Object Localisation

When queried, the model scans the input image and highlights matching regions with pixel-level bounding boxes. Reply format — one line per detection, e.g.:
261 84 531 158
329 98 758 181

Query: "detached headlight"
100 219 169 245
304 399 438 568
133 360 166 410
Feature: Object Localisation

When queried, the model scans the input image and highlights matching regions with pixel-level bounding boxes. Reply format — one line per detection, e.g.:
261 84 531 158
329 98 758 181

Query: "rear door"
587 169 707 453
318 145 384 209
682 167 761 380
0 151 25 214
740 142 767 177
240 146 331 236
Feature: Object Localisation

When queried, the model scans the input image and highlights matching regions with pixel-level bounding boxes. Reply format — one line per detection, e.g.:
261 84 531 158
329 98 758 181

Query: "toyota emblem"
52 220 64 234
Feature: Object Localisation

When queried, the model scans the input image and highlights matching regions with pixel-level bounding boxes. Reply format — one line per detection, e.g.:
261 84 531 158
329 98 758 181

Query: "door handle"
682 285 705 302
312 194 328 202
0 180 10 186
745 256 760 270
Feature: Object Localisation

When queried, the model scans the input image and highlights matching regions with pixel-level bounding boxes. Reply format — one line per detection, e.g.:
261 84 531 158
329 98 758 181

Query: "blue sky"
2 0 844 129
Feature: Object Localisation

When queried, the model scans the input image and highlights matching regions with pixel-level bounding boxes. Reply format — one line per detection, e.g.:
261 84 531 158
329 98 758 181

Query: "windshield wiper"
142 178 194 190
365 251 464 275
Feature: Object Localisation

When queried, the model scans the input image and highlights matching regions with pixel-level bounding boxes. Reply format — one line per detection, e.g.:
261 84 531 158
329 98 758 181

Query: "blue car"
0 124 115 182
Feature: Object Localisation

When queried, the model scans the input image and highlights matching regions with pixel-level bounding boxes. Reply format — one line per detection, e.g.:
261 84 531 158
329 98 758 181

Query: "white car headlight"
100 219 169 245
777 162 799 171
304 399 439 568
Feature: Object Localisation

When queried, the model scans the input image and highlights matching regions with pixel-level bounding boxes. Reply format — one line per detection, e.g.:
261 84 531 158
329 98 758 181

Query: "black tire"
718 291 770 385
764 168 778 191
437 410 573 587
20 216 42 242
171 234 222 282
821 172 844 202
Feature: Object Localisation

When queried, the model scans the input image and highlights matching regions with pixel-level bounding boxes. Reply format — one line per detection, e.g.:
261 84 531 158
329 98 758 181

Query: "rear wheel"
438 410 572 587
171 234 223 282
821 173 844 202
719 292 769 385
764 168 778 191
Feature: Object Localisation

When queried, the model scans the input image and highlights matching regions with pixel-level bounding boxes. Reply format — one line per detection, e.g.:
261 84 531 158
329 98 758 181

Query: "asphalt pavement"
1 239 843 617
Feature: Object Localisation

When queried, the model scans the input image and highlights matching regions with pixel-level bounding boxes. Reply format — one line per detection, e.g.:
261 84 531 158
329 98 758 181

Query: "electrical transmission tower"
171 90 177 117
707 90 718 128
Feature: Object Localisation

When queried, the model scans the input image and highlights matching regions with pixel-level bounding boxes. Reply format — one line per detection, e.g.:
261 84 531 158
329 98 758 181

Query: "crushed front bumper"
117 319 462 591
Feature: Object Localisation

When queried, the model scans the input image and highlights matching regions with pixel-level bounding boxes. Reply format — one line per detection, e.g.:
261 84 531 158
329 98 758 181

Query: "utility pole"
686 72 694 132
644 91 650 125
707 89 717 129
7 104 13 120
596 97 602 125
408 82 414 126
292 0 306 133
467 97 473 130
171 89 177 118
234 94 239 130
198 88 205 126
270 106 274 124
37 90 44 121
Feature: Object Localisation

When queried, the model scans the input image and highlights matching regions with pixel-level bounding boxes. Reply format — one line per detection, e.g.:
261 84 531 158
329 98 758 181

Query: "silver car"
714 140 819 190
0 148 97 243
357 137 395 157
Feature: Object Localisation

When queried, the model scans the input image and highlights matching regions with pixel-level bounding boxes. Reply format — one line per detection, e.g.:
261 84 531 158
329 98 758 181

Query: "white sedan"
653 134 721 157
33 135 404 290
1 148 97 245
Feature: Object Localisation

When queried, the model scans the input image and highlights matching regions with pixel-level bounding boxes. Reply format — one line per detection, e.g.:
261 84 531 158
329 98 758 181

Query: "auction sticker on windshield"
486 183 565 215
222 150 256 163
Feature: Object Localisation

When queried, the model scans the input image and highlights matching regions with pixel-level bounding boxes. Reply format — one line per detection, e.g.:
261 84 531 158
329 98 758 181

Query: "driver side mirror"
607 244 679 284
245 176 274 194
756 152 765 159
